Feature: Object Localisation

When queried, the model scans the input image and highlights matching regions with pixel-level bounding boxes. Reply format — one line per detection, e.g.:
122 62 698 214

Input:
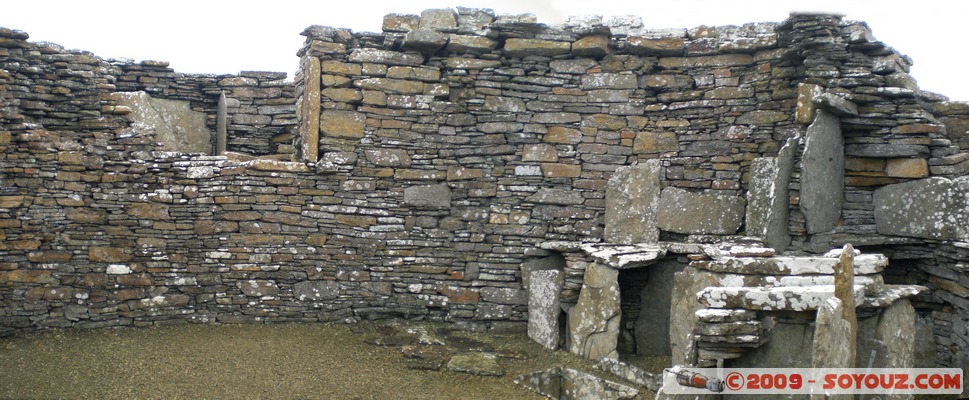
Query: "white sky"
3 0 967 101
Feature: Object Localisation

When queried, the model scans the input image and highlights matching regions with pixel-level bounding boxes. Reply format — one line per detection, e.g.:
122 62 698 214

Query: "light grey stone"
812 297 854 370
293 280 340 300
528 268 564 350
656 187 745 235
746 135 797 251
800 110 843 234
874 177 969 241
670 268 722 365
116 91 212 154
402 29 449 53
845 143 929 158
419 8 458 31
857 298 915 370
605 161 663 244
403 183 452 208
568 263 621 361
526 188 585 205
237 280 280 297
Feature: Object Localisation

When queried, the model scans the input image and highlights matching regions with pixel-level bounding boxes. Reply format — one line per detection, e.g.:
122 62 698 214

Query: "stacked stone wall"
2 10 969 372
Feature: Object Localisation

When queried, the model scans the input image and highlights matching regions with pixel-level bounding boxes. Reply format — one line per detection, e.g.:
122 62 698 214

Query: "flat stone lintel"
692 253 888 275
698 285 867 311
860 284 927 308
580 243 667 269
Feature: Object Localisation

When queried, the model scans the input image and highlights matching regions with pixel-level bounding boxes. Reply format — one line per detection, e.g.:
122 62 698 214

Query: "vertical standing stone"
605 160 663 244
216 91 227 155
834 244 856 342
812 244 857 392
746 135 798 252
528 268 564 350
298 55 321 163
800 110 843 234
568 263 621 361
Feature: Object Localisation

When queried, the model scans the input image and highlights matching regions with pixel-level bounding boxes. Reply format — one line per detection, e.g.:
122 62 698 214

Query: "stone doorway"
617 257 687 358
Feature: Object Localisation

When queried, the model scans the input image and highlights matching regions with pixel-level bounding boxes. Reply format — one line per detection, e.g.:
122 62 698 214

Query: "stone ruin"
2 7 969 397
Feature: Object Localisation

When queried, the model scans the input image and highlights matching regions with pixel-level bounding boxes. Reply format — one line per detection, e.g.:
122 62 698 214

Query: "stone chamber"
2 7 969 397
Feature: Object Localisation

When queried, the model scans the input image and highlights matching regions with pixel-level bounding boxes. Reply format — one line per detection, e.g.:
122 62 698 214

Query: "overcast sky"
3 1 967 101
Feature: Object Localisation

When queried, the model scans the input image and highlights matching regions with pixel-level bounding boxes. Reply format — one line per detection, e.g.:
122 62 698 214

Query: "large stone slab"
873 176 969 241
698 285 866 311
746 135 798 251
858 298 915 369
528 268 564 350
656 187 745 235
403 183 451 208
568 263 621 361
812 297 854 371
116 91 212 154
691 253 887 275
800 110 843 234
670 267 723 365
605 161 663 244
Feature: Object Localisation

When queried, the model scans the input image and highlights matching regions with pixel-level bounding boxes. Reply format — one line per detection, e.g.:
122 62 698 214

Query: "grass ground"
0 322 662 399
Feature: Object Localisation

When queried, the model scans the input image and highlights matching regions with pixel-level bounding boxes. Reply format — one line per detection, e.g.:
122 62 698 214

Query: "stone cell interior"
2 7 969 385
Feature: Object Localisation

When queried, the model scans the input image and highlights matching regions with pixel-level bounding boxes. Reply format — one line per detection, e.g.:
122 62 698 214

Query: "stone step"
697 285 868 311
691 253 888 275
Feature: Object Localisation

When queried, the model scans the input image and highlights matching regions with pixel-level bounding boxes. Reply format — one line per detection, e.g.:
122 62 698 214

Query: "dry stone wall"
2 9 969 372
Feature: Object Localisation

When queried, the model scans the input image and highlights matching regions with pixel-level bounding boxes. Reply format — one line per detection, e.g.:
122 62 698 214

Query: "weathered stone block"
503 39 571 58
387 66 441 82
658 54 753 68
483 96 525 112
800 110 843 234
321 88 362 103
522 144 559 162
116 91 212 154
580 73 638 90
571 35 610 58
354 78 424 95
348 48 425 66
627 37 685 56
402 30 448 54
404 184 452 208
568 263 620 361
544 126 582 144
445 34 497 54
605 161 663 244
812 297 854 369
633 131 677 153
746 136 797 251
885 158 928 178
294 280 340 301
444 58 501 70
874 176 969 241
447 166 483 180
527 188 585 205
541 163 582 178
89 247 133 263
382 13 420 32
321 60 362 76
419 8 458 30
238 280 280 297
528 269 564 350
365 148 412 167
320 110 366 138
656 187 745 235
737 110 789 125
